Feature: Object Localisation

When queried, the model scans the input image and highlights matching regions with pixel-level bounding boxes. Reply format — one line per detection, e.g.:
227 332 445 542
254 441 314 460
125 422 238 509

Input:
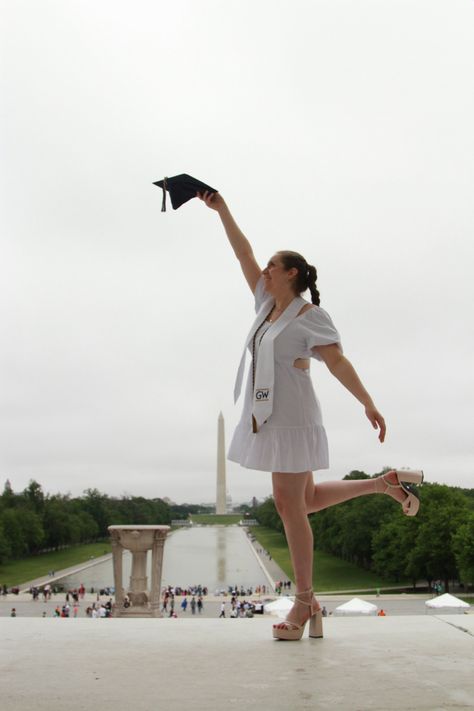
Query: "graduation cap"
153 173 218 212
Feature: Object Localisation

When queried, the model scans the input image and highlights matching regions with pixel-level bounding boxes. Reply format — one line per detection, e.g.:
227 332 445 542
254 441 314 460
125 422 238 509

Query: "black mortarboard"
153 173 218 212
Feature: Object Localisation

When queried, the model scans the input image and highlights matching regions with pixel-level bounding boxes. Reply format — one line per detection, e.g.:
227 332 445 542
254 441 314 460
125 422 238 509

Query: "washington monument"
216 412 227 514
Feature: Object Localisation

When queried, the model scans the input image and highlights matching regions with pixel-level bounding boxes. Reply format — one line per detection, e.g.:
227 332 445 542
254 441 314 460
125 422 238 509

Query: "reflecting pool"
60 526 268 592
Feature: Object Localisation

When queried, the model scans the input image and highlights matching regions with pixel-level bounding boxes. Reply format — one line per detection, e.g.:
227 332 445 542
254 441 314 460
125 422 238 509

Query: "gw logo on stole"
255 388 271 401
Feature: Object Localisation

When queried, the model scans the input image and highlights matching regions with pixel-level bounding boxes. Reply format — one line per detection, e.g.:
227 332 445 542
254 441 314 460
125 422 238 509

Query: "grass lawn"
251 526 408 592
0 542 112 587
191 514 242 525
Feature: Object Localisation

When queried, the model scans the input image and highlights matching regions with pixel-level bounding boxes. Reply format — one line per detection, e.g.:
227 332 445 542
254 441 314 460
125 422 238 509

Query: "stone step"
1 615 473 710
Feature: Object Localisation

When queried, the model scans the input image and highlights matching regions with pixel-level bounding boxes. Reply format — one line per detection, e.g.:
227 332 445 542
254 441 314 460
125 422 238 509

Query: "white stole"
234 295 306 430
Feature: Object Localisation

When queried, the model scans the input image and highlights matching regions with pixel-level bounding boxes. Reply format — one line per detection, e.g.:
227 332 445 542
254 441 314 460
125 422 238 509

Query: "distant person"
199 190 424 641
321 606 327 618
181 597 188 613
378 609 386 616
197 597 203 614
10 608 16 617
219 602 226 618
190 597 196 615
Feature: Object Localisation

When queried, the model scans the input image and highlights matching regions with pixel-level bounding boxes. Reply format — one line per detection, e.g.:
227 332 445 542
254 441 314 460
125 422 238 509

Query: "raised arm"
198 191 261 293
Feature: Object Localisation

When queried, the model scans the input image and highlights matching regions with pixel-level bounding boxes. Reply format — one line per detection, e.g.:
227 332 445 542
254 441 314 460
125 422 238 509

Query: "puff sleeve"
302 307 343 361
253 275 272 313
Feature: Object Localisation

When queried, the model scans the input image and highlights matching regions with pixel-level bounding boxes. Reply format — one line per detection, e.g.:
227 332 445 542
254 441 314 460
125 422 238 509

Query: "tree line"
254 470 474 591
0 479 172 564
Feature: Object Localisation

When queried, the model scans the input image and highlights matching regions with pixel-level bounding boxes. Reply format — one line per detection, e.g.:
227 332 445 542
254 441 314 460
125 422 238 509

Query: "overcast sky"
1 0 473 505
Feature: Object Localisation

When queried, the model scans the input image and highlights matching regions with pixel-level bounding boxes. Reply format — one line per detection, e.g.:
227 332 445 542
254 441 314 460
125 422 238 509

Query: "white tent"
264 597 294 617
334 597 378 616
425 593 470 610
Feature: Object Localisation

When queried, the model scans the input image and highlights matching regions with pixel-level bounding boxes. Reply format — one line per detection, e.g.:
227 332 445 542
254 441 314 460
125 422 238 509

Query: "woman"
199 190 423 641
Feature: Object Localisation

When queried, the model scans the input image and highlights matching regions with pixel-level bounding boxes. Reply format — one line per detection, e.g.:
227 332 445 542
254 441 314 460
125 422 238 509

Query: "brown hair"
277 250 320 305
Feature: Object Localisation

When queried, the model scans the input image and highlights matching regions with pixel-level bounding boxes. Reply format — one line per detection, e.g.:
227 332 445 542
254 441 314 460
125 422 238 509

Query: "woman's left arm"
314 344 386 443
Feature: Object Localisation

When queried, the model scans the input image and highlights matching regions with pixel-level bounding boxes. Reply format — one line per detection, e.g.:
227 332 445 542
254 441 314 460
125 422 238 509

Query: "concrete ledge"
1 616 473 710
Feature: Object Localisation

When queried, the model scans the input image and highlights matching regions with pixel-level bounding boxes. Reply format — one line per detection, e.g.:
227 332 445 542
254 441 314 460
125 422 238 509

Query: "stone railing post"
110 529 125 607
108 525 170 618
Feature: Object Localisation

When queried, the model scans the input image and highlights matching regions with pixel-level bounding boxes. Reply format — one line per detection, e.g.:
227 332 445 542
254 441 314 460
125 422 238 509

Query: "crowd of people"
6 578 283 619
218 597 265 618
214 584 269 596
165 584 208 597
162 587 205 617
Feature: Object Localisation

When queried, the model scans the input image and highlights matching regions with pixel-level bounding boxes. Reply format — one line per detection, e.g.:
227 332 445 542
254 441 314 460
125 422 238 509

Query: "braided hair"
277 250 321 305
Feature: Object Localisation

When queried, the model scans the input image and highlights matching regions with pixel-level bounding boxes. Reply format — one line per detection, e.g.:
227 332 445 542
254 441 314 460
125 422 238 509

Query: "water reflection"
216 527 227 584
60 526 267 593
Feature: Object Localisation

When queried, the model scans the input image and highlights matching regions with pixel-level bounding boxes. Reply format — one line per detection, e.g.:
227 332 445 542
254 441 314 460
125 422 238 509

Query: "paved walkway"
3 589 470 619
245 529 294 590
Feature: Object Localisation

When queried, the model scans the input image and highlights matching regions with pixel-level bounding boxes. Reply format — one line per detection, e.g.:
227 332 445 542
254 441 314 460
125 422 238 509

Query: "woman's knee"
272 472 312 516
273 486 287 515
273 484 306 519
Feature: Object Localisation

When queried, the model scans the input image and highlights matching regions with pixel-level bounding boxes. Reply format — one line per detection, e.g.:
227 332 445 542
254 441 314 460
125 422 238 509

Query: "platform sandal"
272 588 323 641
380 468 424 517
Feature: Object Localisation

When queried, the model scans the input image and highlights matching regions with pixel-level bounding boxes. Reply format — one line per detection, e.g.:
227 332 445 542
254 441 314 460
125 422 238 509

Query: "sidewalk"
245 529 294 591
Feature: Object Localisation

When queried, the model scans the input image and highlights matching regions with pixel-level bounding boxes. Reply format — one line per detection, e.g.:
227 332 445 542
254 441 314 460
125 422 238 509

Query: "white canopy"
425 593 470 609
264 597 294 617
334 597 378 616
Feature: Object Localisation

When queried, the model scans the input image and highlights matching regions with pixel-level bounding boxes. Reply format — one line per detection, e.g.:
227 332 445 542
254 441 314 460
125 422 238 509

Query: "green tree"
19 510 45 553
372 516 419 584
0 517 12 563
1 479 16 508
1 509 28 557
81 489 111 536
452 513 474 587
409 485 469 591
254 497 284 533
343 470 371 480
43 498 74 547
75 511 100 542
22 480 45 513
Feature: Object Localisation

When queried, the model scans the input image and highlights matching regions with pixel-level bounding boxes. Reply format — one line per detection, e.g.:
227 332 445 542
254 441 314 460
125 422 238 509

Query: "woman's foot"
375 469 424 516
374 470 407 505
273 589 320 632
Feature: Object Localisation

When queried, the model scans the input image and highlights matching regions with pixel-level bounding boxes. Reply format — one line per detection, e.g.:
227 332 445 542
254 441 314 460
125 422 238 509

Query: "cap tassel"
161 177 168 212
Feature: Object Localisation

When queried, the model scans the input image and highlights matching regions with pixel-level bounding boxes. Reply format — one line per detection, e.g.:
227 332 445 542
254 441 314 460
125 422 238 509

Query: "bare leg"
271 470 407 630
304 470 407 515
272 471 318 630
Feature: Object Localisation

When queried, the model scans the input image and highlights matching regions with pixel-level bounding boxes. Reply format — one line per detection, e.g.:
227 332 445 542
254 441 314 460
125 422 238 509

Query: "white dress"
227 276 342 473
